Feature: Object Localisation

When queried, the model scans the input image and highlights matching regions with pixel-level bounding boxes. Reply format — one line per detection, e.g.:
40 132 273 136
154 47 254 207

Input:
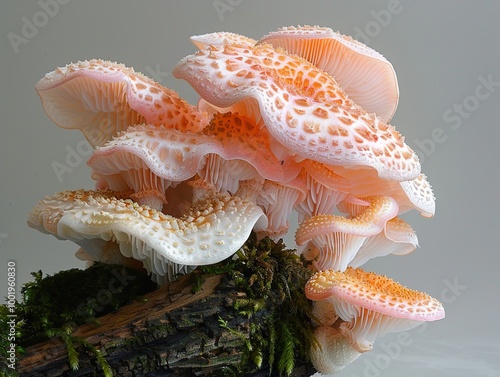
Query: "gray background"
1 1 499 376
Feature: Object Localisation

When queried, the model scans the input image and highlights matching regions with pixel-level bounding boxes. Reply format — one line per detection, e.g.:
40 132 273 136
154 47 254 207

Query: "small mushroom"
173 42 420 181
295 196 399 271
311 300 339 327
305 267 445 353
88 124 209 211
28 189 267 284
35 59 208 147
257 25 399 123
348 217 419 268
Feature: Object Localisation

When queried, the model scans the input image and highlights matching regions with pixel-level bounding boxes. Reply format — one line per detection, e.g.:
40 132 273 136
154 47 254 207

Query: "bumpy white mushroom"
28 189 267 284
190 31 256 50
309 325 361 375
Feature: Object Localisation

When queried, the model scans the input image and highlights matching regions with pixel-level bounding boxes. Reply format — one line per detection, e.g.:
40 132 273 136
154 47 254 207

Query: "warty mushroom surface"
35 59 209 147
173 41 421 181
28 189 267 284
295 196 399 271
258 25 399 123
305 267 445 353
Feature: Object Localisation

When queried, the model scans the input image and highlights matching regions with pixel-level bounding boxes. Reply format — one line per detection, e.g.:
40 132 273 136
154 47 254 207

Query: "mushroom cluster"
29 25 444 374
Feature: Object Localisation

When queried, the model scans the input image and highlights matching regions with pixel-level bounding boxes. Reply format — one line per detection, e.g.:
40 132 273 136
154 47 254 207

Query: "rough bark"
17 273 316 376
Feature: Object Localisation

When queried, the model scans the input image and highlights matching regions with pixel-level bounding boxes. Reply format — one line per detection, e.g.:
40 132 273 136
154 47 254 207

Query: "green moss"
0 263 157 375
196 233 315 376
1 234 314 376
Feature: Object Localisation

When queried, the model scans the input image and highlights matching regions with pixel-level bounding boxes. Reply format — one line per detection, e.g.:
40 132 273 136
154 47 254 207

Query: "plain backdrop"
1 1 499 376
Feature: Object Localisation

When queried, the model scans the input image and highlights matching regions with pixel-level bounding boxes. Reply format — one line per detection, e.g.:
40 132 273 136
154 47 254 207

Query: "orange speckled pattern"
36 59 209 147
257 25 399 123
191 31 257 49
400 174 436 217
174 43 419 181
89 113 294 193
27 188 266 268
296 195 399 244
305 267 445 320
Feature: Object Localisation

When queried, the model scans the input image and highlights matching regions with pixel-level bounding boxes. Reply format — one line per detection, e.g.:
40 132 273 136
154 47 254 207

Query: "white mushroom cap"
305 267 445 352
28 189 267 283
258 25 399 123
190 31 256 50
173 42 420 181
35 59 208 147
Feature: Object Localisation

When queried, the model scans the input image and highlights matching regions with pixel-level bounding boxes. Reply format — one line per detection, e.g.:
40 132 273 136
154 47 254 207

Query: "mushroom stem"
310 326 361 375
130 189 166 212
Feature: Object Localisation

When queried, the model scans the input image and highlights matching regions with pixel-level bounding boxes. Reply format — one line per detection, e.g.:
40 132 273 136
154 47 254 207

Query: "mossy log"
14 237 317 376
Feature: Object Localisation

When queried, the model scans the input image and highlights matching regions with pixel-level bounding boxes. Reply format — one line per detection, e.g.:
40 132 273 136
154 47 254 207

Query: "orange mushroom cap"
89 113 295 205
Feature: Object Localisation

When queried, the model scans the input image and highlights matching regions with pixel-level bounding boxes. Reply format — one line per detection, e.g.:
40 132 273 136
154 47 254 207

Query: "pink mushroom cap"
306 267 445 351
35 59 208 147
173 42 420 181
258 25 399 123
